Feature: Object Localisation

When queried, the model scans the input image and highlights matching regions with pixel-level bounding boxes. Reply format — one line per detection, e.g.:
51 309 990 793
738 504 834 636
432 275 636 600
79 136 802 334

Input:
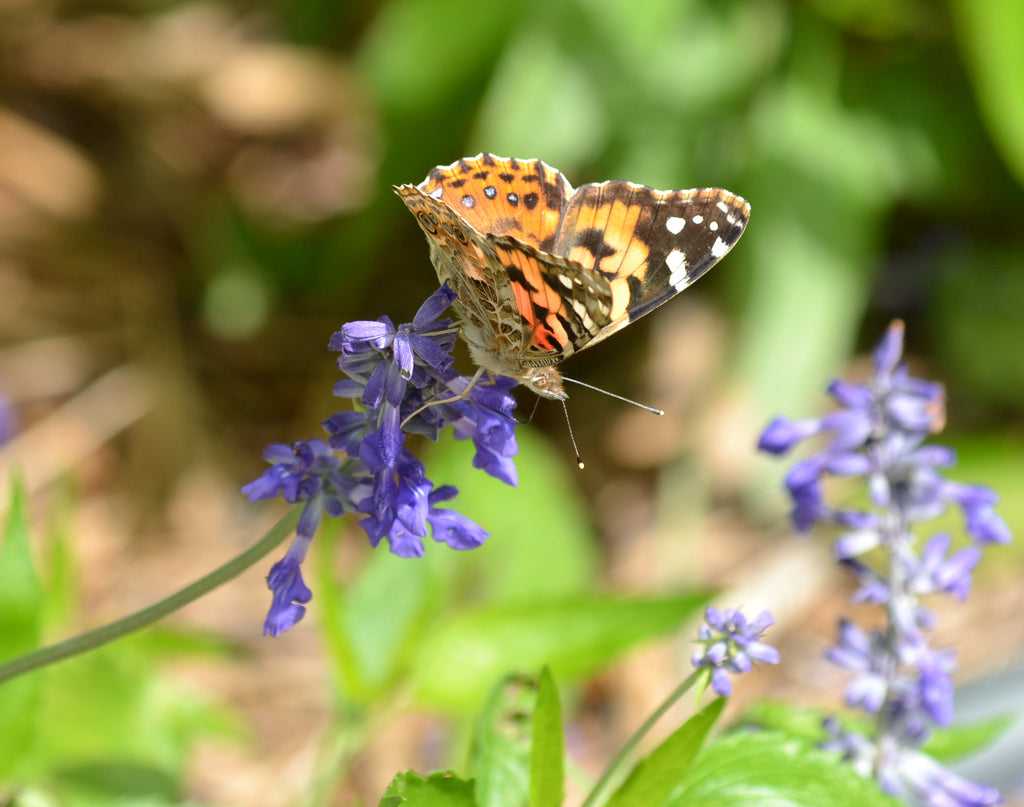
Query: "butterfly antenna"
560 375 665 416
522 394 541 424
560 399 585 470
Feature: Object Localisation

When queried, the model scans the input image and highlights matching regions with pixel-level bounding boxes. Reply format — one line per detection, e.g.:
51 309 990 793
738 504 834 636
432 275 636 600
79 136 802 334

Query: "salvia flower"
759 320 1010 806
243 286 519 635
691 606 779 697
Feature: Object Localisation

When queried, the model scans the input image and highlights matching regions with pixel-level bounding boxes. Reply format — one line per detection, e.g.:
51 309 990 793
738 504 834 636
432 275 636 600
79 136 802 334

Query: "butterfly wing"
397 157 750 400
412 153 573 251
488 234 612 365
552 181 750 346
394 182 611 379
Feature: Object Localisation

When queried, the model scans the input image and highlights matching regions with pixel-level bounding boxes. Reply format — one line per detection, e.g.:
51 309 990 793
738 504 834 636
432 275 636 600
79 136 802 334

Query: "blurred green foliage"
0 482 239 805
5 0 1022 447
3 0 1024 803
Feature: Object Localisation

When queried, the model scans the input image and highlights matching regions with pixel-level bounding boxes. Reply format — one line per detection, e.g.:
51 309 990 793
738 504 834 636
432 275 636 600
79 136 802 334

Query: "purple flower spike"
759 320 1011 805
244 285 520 634
691 607 779 697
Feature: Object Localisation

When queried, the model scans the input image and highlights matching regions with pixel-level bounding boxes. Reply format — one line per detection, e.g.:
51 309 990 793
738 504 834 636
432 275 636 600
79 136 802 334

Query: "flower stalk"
243 286 520 634
759 320 1008 807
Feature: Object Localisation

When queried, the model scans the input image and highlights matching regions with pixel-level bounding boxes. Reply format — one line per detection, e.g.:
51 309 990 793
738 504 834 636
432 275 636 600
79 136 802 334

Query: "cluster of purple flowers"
691 607 780 697
243 286 519 635
759 320 1009 807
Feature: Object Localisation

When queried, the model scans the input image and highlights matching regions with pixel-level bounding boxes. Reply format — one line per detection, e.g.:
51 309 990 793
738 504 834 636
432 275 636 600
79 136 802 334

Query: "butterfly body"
395 154 749 400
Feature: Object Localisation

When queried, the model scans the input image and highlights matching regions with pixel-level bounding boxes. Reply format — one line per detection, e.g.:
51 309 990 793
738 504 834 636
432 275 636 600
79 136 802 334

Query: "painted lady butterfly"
395 153 749 401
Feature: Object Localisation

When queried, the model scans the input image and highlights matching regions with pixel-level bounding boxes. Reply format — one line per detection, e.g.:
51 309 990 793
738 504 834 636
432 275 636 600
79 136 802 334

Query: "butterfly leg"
399 366 488 429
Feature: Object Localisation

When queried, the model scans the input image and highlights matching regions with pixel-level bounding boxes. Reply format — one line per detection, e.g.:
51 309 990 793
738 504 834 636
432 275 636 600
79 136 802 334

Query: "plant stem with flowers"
759 320 1010 807
242 285 520 634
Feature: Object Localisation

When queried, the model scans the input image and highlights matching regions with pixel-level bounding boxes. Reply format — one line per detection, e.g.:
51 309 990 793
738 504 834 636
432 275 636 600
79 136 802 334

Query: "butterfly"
395 153 749 400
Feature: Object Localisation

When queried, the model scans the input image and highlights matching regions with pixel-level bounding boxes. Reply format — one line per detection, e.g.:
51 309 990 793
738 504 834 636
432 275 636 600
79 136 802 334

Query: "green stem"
0 507 300 685
581 669 704 807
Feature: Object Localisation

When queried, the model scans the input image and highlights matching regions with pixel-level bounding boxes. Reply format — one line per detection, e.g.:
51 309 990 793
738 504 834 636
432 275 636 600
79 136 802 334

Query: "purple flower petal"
393 330 415 379
428 507 489 550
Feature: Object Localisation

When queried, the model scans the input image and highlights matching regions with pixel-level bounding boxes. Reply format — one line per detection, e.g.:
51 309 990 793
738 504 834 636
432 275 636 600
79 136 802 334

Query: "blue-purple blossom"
759 320 1010 806
691 606 779 697
244 286 519 634
823 720 1002 807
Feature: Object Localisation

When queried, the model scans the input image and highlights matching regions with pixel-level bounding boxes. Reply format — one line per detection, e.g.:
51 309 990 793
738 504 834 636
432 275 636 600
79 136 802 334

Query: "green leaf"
747 701 1013 765
0 475 44 658
41 478 78 631
473 31 605 168
668 731 901 807
529 667 564 807
952 0 1024 186
926 714 1016 763
412 593 709 713
0 475 44 776
24 633 232 787
321 530 446 702
359 0 519 116
380 771 477 807
604 698 724 807
52 760 179 802
742 700 831 744
470 673 536 807
426 429 599 603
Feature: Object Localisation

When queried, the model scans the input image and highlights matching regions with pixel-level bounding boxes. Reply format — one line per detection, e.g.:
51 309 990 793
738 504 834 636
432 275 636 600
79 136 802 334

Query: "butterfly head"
520 365 567 401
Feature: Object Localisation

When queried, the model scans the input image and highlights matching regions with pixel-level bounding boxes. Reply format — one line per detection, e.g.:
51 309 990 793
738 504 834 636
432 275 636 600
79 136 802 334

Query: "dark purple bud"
827 379 874 410
409 332 454 373
872 319 905 376
263 556 313 636
757 417 820 455
412 283 457 327
362 360 388 408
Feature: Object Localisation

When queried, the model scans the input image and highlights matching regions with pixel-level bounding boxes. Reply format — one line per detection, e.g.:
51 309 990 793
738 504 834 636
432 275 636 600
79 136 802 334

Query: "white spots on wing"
716 200 730 213
557 273 574 289
429 186 444 199
692 214 704 225
709 220 719 232
666 249 688 290
726 213 738 226
570 298 594 329
711 236 729 258
461 195 475 208
666 216 686 234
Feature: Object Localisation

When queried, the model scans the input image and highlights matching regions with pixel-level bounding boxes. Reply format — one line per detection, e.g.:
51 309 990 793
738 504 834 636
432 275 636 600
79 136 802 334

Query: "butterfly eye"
417 211 439 234
444 222 469 244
